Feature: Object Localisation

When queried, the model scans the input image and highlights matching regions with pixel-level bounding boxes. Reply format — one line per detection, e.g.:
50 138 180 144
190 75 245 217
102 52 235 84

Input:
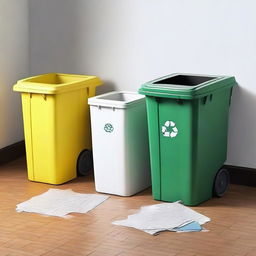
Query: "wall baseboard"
0 142 255 187
225 165 256 187
0 141 25 165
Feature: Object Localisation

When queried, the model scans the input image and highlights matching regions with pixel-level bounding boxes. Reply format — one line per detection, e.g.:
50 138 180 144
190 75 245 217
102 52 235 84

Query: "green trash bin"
139 73 237 206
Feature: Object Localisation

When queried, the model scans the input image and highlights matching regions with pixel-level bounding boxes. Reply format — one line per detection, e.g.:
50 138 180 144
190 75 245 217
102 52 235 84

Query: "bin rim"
88 91 145 109
13 73 102 95
139 73 237 99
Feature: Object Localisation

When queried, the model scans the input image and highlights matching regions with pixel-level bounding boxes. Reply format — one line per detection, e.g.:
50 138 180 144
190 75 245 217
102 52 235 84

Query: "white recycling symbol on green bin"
162 120 178 138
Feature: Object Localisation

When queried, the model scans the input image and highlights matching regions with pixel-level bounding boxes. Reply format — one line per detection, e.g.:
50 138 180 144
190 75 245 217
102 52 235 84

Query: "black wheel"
213 168 230 197
77 149 93 176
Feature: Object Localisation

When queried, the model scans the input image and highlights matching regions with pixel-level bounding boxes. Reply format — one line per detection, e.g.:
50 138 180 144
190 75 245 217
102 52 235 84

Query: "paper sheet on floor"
112 201 210 235
16 188 109 217
173 221 202 232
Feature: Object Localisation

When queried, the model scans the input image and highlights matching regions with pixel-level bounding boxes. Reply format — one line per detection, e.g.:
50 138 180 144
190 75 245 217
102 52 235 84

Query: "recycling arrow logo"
104 123 114 133
161 120 178 138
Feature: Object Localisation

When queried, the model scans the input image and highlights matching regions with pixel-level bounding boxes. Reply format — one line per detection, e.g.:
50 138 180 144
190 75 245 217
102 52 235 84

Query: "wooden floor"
0 158 256 256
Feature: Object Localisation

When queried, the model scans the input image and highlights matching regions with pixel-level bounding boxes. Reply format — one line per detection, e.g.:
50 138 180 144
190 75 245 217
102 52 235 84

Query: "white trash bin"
88 91 151 196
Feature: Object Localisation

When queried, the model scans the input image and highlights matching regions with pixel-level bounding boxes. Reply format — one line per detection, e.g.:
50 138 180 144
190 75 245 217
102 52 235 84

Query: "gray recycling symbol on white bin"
161 120 178 138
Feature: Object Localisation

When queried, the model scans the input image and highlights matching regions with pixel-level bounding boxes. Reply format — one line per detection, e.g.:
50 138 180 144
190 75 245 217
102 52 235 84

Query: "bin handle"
87 86 96 98
177 99 183 105
96 105 116 111
202 96 207 105
41 94 47 101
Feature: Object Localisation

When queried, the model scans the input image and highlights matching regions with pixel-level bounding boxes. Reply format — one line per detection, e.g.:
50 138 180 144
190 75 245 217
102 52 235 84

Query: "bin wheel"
213 168 230 197
77 149 93 176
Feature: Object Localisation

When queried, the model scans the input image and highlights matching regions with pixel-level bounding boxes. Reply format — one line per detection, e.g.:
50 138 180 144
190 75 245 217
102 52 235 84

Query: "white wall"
0 0 29 148
29 0 256 168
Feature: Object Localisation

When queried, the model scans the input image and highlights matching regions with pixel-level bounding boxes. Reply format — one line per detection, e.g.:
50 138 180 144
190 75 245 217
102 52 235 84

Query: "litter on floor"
16 188 109 217
112 201 210 235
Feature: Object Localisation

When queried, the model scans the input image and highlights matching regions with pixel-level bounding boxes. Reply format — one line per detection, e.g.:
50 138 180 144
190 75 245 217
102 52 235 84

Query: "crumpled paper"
16 188 109 217
113 201 210 235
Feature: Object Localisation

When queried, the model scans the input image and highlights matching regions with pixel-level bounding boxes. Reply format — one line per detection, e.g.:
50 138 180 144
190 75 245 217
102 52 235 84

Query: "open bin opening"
95 92 144 103
154 75 217 86
24 73 90 85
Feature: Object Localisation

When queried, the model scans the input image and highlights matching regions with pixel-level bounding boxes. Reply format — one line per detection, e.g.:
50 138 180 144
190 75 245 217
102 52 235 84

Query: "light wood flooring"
0 157 256 256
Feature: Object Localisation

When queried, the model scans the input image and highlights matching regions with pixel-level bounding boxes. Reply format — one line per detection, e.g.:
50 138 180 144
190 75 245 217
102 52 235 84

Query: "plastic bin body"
139 74 236 205
13 73 102 184
88 91 151 196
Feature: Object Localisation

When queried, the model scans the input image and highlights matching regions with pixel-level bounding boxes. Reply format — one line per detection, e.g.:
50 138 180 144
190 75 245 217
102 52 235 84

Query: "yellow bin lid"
13 73 102 94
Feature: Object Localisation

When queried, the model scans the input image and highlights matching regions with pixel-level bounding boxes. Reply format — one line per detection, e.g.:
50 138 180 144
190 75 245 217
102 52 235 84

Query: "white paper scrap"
112 201 210 235
16 188 109 217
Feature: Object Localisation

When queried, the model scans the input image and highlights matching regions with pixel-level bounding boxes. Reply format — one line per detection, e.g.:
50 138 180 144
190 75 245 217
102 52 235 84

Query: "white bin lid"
88 91 145 109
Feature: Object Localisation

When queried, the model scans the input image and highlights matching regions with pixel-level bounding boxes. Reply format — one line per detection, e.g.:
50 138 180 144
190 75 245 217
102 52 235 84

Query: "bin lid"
88 91 145 109
13 73 102 94
139 73 237 99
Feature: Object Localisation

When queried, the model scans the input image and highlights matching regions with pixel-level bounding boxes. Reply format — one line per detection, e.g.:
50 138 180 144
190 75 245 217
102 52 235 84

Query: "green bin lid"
139 73 237 99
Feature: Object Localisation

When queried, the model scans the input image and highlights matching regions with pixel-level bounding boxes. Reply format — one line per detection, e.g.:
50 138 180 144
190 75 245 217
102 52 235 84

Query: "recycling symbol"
104 123 114 133
161 120 178 138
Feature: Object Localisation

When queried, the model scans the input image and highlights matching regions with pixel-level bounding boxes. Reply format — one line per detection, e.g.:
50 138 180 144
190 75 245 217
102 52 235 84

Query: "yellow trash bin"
13 73 102 184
